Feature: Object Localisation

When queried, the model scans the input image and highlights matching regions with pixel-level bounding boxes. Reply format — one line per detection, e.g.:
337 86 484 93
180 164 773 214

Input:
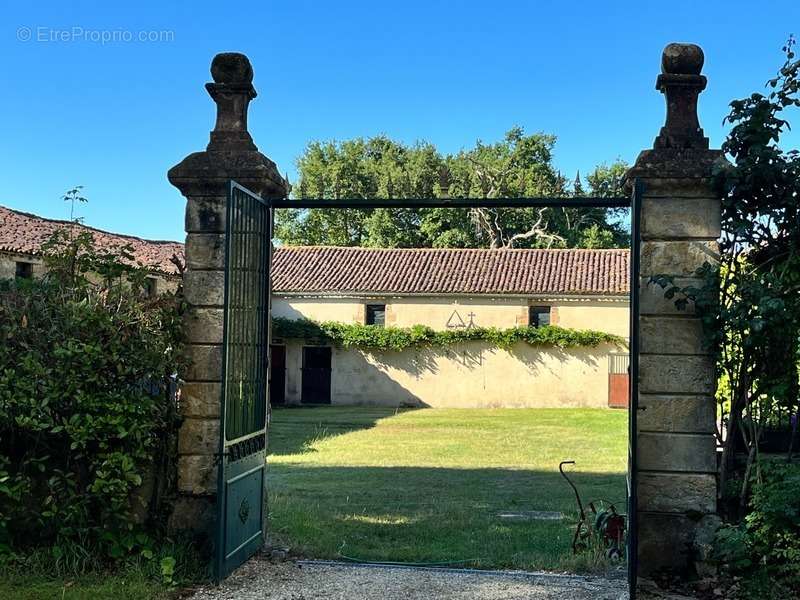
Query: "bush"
714 462 800 592
745 462 800 579
0 230 185 563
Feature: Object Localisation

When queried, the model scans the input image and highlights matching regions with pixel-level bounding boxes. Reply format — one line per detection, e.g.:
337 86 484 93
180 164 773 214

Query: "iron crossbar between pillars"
268 196 630 209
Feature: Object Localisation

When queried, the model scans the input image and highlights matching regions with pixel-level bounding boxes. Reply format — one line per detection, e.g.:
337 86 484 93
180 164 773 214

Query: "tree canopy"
275 128 629 249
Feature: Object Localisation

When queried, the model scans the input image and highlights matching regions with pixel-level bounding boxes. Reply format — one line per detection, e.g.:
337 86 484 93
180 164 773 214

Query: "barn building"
271 246 630 408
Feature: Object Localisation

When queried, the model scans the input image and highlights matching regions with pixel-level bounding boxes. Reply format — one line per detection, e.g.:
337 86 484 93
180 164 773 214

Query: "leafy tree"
586 160 628 198
277 136 442 247
545 160 630 249
438 127 565 248
713 38 800 502
276 128 629 249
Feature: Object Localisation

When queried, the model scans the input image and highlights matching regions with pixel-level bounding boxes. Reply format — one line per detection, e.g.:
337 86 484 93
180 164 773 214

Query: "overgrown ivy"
272 317 624 352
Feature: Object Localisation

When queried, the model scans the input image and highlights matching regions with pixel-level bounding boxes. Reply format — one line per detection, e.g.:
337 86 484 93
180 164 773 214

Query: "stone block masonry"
626 42 726 577
167 52 287 532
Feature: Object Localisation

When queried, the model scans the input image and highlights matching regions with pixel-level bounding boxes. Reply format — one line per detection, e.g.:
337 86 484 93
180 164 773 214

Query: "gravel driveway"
187 558 628 600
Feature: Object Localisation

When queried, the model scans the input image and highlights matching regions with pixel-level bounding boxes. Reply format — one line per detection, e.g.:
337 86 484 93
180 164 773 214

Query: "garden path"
187 558 629 600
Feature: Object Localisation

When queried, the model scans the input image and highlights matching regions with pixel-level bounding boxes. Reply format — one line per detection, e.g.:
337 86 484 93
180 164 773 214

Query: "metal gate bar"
627 179 643 598
270 197 629 209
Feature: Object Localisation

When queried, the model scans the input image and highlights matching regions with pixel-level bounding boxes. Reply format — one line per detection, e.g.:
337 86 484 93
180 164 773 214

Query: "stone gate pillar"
167 53 287 531
627 43 724 575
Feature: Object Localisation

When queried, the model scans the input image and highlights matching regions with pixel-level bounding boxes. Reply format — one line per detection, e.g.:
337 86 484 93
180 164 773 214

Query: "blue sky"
1 1 798 242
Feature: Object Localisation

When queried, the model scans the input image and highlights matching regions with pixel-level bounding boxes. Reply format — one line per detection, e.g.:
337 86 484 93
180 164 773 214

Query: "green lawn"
0 573 166 600
267 406 628 572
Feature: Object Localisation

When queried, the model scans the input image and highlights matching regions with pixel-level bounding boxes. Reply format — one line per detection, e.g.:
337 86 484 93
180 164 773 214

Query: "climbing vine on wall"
271 317 624 352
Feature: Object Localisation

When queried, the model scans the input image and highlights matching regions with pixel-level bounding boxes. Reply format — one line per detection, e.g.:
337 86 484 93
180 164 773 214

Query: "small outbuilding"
270 246 630 409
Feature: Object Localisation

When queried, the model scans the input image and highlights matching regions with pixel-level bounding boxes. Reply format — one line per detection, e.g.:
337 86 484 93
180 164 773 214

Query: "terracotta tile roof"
0 206 630 295
0 205 184 276
272 246 630 296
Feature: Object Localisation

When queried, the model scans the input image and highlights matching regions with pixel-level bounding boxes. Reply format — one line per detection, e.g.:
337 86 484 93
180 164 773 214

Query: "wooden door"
301 346 332 404
608 354 630 409
269 345 286 405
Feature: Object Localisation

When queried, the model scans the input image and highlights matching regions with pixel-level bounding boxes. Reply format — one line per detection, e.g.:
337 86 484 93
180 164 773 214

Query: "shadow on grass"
266 464 627 572
269 406 421 456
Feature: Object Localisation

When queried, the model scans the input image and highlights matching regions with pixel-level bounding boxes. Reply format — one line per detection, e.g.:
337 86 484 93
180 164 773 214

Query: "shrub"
745 462 800 580
713 462 800 592
0 229 185 563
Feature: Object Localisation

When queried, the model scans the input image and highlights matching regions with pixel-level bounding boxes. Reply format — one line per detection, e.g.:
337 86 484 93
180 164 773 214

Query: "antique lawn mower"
559 460 627 560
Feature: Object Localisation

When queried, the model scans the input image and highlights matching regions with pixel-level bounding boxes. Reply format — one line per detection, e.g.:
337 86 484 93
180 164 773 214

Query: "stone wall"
0 250 179 293
0 252 46 279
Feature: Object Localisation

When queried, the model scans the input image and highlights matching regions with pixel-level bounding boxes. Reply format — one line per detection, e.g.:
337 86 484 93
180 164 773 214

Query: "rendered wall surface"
272 295 630 337
280 340 621 408
272 295 628 408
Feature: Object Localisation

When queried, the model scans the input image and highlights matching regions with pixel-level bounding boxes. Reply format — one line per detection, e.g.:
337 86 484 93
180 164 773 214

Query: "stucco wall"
272 295 628 409
272 295 629 337
279 340 623 408
272 297 367 324
0 250 180 293
554 303 629 337
0 253 47 279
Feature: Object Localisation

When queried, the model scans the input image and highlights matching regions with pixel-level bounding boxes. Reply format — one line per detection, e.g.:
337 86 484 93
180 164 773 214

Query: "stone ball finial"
661 43 704 75
654 43 709 150
210 52 254 84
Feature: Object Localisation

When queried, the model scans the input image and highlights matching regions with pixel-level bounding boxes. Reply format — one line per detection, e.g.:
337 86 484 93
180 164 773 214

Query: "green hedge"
0 230 185 563
272 317 624 352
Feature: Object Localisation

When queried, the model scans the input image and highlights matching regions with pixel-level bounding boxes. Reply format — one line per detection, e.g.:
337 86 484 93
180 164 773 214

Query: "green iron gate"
215 181 272 580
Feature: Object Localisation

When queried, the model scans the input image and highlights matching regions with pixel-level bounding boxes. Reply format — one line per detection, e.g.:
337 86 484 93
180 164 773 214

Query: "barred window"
529 306 551 328
366 304 386 327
